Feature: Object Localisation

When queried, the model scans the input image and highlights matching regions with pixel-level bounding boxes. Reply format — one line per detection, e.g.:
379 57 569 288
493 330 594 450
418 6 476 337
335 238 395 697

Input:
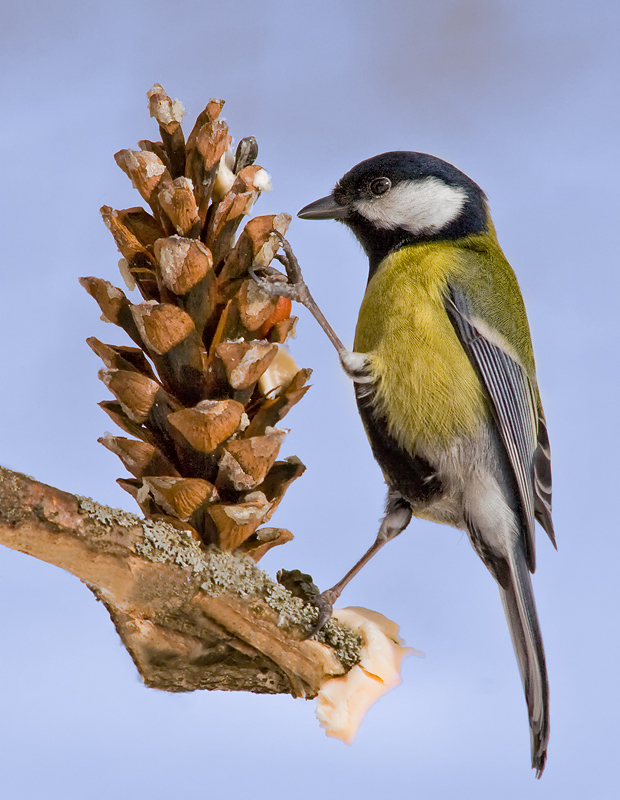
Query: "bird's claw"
276 570 337 639
249 232 312 307
251 231 346 354
272 231 303 283
249 265 300 300
304 589 338 639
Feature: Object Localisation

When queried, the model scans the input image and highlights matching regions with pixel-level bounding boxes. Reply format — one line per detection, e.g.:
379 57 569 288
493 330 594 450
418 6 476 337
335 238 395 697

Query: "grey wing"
533 408 555 547
446 286 554 572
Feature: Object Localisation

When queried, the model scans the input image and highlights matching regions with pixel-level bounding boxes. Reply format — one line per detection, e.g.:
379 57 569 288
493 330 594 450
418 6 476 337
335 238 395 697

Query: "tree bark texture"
0 466 359 698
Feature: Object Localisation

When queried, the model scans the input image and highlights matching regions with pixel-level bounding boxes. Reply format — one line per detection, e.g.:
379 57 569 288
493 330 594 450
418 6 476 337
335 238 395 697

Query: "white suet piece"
252 168 272 192
223 148 235 171
211 153 237 203
316 607 418 744
258 345 299 397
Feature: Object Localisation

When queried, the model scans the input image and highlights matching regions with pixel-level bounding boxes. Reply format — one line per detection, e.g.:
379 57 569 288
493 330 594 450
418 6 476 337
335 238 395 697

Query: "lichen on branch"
0 465 360 696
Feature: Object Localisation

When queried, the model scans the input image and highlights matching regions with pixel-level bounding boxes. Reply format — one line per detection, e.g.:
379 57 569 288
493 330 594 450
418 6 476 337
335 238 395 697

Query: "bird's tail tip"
500 551 550 779
533 746 547 779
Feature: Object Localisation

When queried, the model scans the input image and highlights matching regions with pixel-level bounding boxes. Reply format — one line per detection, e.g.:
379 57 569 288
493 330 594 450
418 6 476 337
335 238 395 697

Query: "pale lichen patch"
76 496 141 528
199 550 362 668
136 518 208 572
77 498 363 670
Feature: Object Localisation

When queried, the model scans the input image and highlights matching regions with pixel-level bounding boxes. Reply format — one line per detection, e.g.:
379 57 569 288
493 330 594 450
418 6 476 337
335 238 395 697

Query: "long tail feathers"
499 552 550 777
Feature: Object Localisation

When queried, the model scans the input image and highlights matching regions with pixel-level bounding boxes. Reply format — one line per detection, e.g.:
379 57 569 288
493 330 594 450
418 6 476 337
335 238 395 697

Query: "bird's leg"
252 234 403 635
306 495 413 637
251 235 374 381
249 233 346 354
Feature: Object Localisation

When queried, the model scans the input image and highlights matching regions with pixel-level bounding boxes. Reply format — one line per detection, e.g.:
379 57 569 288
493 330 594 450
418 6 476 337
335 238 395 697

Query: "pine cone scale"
84 86 307 559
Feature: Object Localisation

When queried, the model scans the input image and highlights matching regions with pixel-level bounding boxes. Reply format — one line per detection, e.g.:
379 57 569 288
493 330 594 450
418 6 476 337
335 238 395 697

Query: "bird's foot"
305 588 340 639
249 232 313 307
276 569 338 639
251 232 346 354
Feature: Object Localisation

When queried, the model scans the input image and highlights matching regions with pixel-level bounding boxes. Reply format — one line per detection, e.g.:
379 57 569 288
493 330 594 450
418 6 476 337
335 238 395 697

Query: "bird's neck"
345 202 494 283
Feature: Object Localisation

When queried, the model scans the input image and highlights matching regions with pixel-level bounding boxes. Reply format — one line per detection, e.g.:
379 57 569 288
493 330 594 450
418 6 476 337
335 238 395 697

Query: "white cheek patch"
354 177 467 235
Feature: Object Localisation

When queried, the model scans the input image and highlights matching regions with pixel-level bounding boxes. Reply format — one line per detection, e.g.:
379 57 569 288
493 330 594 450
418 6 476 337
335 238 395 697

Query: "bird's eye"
370 177 391 196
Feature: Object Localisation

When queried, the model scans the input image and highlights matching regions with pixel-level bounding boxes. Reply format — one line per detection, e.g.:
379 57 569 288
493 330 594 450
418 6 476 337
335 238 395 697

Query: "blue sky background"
1 1 618 797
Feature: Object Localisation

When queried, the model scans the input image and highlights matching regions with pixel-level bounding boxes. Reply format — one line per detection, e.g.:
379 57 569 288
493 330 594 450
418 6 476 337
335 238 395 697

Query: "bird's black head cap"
299 151 489 278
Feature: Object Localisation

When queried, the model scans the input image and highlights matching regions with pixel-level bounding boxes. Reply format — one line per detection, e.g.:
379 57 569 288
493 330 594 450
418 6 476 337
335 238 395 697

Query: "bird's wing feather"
533 407 556 547
446 285 540 571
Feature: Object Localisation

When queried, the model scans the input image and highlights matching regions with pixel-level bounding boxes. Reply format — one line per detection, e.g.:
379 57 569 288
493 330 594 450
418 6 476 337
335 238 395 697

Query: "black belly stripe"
355 383 443 503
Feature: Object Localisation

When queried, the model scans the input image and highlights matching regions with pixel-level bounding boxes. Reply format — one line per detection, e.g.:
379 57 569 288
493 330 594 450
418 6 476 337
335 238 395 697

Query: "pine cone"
81 84 310 563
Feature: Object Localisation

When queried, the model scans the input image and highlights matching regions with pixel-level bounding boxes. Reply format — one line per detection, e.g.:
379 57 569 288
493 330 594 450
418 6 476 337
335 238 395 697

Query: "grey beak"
297 194 348 220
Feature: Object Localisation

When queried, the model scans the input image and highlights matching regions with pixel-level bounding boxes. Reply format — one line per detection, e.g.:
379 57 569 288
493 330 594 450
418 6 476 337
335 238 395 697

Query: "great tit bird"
252 151 555 776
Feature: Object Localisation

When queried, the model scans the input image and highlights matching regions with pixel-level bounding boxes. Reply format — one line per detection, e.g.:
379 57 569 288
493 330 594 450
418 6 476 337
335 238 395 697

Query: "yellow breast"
353 243 487 453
